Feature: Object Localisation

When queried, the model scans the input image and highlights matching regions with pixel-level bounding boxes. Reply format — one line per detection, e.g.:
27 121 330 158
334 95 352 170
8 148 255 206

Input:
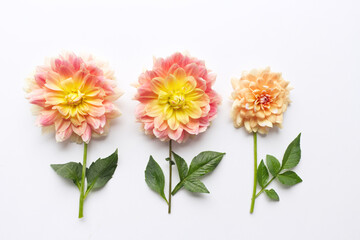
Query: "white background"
0 0 359 239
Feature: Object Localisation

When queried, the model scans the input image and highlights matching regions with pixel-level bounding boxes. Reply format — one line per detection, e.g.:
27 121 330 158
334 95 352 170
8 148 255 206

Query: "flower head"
26 52 122 143
231 67 291 134
134 52 221 143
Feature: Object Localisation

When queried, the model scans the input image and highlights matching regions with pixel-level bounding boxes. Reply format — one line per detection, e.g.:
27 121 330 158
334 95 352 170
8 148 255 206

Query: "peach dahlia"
231 67 291 134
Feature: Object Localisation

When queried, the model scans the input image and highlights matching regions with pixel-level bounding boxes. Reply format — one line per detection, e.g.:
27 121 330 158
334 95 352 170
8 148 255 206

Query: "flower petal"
72 121 87 136
44 72 63 91
184 101 202 119
154 115 164 129
173 68 186 80
145 101 163 117
163 104 174 120
81 124 92 143
168 128 183 141
38 110 58 126
150 77 167 94
167 116 179 130
87 104 106 117
185 88 205 101
183 76 196 94
175 109 189 124
55 125 73 142
164 74 180 91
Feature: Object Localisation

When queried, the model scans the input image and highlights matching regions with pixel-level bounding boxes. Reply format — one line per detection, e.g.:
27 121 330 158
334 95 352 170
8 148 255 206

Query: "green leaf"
277 171 302 186
172 151 188 181
172 151 225 195
265 189 280 201
145 156 168 203
187 151 225 178
86 149 118 193
51 162 83 189
266 155 281 176
172 182 184 195
184 179 209 193
257 160 269 188
282 133 301 169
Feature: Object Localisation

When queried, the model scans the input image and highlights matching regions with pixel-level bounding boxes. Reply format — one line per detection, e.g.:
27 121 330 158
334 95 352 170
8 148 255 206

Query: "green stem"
255 176 276 198
168 140 173 214
250 132 257 214
78 142 88 218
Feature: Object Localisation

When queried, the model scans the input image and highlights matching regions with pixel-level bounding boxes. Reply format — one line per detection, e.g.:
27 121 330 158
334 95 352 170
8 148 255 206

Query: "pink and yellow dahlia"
231 67 291 134
26 52 122 143
134 52 221 143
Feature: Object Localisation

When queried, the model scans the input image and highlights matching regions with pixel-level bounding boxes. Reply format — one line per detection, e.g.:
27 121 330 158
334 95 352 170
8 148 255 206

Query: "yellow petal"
165 74 183 91
61 77 75 91
145 101 163 117
78 102 90 114
86 97 104 106
167 116 179 130
158 92 170 105
185 88 205 101
163 104 174 119
69 106 78 117
183 76 196 94
175 109 189 124
184 101 202 119
55 105 71 117
150 77 167 94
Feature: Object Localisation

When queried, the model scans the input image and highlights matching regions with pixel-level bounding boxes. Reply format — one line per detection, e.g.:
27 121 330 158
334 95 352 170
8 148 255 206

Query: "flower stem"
250 132 257 214
168 140 173 214
78 142 88 218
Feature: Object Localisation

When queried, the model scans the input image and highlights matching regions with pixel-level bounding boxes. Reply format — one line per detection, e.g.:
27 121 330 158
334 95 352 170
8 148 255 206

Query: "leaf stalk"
255 176 276 198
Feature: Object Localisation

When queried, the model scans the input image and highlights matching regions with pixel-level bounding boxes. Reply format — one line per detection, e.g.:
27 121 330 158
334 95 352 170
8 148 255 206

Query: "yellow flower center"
147 70 208 128
65 90 84 106
168 92 186 110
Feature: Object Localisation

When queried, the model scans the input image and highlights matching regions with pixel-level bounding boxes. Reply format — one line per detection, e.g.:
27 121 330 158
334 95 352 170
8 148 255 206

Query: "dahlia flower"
138 53 224 214
231 67 291 134
26 52 122 143
26 52 121 219
230 68 299 214
134 52 221 143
